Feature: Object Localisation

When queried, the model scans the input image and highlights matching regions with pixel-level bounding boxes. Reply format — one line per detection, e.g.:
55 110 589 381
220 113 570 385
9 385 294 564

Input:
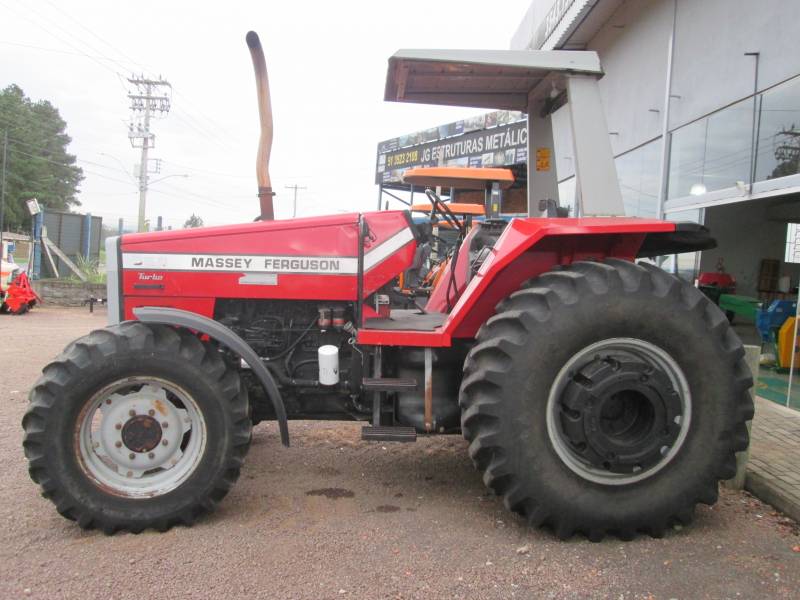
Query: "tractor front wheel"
22 322 251 534
460 259 753 541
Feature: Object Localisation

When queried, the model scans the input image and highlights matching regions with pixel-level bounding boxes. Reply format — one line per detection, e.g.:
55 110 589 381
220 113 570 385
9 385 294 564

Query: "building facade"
513 0 800 292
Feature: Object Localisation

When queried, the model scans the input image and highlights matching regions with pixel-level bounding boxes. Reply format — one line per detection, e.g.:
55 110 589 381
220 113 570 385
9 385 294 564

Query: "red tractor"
22 34 752 540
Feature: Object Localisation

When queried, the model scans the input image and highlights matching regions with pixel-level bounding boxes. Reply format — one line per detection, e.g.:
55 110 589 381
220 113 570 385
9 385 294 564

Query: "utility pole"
127 75 171 232
0 130 7 257
285 184 307 218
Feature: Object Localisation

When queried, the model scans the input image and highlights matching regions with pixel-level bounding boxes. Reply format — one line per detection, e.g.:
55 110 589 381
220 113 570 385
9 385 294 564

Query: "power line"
32 0 241 147
41 0 149 71
0 1 238 151
2 127 251 221
38 0 237 142
2 131 251 210
153 180 253 209
0 132 132 177
0 0 128 87
0 40 135 63
7 146 134 185
167 111 240 153
159 159 251 179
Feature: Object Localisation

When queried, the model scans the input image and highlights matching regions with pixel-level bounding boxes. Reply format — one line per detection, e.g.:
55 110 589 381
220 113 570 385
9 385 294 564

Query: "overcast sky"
0 0 532 229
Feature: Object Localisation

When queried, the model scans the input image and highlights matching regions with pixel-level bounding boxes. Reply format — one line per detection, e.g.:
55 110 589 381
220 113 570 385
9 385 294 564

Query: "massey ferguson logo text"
122 252 359 274
190 256 342 272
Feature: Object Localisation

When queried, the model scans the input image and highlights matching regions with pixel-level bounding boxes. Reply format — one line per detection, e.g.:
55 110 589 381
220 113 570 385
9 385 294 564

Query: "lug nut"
129 410 136 417
105 399 112 405
129 453 136 460
148 452 155 459
162 439 168 446
148 409 155 416
162 422 169 429
115 441 122 448
115 423 122 430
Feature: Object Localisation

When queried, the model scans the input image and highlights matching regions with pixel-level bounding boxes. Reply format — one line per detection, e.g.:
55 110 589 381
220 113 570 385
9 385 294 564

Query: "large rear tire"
22 322 251 534
460 259 753 541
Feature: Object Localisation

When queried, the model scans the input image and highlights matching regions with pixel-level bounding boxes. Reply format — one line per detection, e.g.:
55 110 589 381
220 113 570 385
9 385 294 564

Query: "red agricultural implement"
22 32 752 541
1 258 40 315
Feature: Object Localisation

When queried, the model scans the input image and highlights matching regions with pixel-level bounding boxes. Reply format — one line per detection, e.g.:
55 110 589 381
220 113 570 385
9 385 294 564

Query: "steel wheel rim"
546 338 692 485
76 377 207 498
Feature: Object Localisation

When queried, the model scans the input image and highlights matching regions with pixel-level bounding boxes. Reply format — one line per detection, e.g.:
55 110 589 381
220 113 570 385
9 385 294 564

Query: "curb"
745 469 800 523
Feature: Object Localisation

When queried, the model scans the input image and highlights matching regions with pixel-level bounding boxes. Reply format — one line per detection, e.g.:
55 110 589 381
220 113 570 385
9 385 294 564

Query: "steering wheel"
424 189 467 238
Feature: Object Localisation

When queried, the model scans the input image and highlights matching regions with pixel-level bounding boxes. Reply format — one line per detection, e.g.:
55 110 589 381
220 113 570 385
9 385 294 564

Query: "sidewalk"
747 396 800 522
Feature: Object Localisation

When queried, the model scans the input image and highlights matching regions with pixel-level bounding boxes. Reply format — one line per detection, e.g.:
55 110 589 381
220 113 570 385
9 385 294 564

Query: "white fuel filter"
318 345 339 386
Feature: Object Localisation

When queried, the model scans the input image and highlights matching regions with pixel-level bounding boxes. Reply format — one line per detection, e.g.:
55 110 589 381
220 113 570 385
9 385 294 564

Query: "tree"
0 85 83 231
183 214 204 228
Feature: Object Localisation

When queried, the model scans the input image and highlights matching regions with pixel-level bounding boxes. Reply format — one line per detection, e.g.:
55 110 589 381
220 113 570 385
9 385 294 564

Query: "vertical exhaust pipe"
246 31 275 220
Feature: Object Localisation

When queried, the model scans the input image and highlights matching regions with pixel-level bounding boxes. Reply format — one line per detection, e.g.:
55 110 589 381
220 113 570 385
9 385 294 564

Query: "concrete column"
723 344 759 490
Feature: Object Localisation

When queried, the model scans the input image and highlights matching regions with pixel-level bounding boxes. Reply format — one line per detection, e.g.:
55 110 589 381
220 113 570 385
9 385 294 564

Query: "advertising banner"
376 111 528 184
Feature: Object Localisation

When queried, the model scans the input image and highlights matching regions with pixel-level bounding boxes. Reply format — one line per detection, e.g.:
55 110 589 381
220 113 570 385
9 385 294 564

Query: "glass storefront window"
557 177 577 216
668 98 753 199
664 208 703 282
785 223 800 264
558 139 661 219
615 139 661 217
755 76 800 182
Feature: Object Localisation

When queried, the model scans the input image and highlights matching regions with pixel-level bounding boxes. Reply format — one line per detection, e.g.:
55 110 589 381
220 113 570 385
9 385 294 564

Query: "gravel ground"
1 306 798 599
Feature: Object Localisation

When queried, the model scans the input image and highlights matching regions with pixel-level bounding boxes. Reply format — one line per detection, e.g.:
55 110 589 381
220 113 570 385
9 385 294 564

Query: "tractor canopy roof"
402 167 515 190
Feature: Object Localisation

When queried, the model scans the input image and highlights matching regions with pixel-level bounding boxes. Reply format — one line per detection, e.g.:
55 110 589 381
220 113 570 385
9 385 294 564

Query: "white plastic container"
318 345 339 386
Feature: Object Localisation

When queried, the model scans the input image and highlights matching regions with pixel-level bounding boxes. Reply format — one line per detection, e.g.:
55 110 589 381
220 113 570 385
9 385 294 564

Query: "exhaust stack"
246 31 275 220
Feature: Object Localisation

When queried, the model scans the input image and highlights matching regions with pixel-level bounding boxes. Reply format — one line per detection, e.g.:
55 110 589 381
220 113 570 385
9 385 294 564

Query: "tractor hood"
109 210 418 324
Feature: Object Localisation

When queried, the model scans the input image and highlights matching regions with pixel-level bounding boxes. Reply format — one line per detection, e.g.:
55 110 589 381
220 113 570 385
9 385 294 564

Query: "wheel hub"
546 338 692 486
121 415 163 453
89 383 197 484
559 356 682 474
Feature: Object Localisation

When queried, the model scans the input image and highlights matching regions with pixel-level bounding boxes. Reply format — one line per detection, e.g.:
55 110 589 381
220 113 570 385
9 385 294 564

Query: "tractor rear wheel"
460 259 753 541
22 322 251 534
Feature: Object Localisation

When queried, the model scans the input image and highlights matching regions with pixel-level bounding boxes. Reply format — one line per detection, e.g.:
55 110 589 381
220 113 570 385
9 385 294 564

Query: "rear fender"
444 219 713 339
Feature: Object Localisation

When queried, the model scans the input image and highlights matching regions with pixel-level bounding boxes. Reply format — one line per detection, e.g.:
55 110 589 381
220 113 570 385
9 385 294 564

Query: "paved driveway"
1 306 798 599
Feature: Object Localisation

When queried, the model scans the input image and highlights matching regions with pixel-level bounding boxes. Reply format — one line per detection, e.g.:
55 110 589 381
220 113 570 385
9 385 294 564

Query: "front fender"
133 306 290 447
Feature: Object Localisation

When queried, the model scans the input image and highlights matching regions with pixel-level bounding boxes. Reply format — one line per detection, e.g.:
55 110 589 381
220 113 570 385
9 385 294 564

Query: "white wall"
589 0 671 154
549 0 670 173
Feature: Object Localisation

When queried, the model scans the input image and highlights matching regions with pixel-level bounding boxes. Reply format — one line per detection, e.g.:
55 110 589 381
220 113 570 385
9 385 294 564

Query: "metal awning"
384 49 603 111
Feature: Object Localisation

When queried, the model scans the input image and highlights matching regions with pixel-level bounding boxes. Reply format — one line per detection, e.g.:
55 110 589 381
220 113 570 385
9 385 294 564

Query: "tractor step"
362 377 418 392
361 425 417 443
